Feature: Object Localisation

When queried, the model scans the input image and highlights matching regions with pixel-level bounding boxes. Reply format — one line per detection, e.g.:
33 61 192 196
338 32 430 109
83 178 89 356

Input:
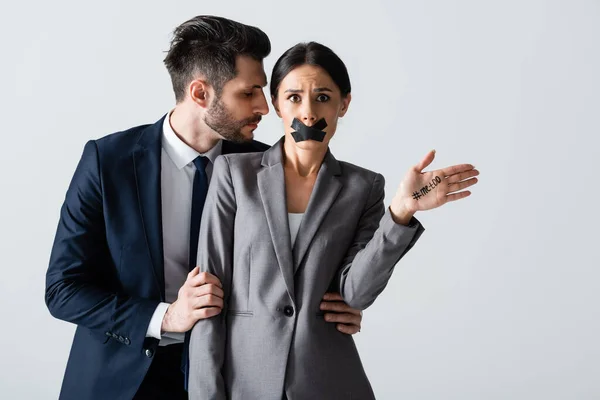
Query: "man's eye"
288 94 300 103
316 94 330 102
243 92 253 97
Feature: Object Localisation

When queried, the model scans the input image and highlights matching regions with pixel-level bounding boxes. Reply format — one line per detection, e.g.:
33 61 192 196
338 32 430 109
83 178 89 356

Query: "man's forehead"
231 73 267 88
233 55 268 87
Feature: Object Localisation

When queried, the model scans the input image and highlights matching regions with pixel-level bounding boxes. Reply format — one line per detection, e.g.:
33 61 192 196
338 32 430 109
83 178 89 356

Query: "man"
45 15 363 400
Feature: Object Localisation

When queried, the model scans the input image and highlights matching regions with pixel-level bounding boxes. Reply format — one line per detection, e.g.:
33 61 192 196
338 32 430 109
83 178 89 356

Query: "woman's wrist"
389 199 415 226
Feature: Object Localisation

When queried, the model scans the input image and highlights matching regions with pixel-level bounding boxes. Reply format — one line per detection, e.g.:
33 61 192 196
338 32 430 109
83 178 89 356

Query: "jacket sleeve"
334 173 425 310
188 155 235 400
45 140 159 349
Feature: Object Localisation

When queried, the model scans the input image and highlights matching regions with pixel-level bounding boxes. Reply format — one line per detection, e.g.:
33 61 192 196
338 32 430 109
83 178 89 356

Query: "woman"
189 42 478 400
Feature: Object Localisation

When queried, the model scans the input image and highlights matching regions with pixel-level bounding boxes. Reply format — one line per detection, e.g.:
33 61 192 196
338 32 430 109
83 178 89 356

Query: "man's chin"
239 125 257 142
220 130 253 144
238 130 254 143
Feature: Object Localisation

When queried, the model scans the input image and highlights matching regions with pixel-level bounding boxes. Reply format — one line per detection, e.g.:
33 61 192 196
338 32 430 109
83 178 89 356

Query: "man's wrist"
146 302 170 339
160 303 173 333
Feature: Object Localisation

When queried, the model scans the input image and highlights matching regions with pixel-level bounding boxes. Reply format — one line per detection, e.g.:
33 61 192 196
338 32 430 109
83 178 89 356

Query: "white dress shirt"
145 112 223 345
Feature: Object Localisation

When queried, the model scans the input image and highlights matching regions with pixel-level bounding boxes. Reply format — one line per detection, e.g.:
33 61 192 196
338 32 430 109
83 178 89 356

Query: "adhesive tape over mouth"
290 118 328 142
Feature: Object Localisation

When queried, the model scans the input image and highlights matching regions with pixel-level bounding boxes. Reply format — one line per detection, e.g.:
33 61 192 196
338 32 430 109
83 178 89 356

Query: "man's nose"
254 91 269 115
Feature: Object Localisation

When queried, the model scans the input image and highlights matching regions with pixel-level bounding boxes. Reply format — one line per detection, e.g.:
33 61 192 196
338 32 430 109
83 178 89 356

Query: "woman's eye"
316 94 330 102
288 94 300 103
243 92 253 97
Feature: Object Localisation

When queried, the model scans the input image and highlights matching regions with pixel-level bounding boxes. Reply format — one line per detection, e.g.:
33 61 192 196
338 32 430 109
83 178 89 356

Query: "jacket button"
283 306 294 317
145 348 154 358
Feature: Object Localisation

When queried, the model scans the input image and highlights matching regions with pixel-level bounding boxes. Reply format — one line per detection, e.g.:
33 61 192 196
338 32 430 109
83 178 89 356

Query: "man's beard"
204 97 261 143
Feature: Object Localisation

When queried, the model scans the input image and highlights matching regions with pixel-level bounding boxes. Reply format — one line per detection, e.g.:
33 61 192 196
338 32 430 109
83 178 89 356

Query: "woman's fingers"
415 150 436 173
445 190 472 202
446 169 479 184
441 163 475 177
447 177 478 193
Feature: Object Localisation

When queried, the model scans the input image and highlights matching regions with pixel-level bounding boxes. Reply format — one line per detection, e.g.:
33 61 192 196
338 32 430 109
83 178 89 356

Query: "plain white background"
2 0 599 398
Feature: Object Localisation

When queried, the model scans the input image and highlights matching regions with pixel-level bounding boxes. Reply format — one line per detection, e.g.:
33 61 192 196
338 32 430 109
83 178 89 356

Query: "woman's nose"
301 103 317 125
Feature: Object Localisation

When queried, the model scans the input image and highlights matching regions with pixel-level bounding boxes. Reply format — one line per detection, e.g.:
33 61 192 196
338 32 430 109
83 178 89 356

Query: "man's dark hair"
164 15 271 102
270 41 351 99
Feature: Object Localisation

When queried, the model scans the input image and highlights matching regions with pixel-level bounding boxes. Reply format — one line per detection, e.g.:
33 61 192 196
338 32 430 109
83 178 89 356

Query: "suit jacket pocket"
227 310 253 317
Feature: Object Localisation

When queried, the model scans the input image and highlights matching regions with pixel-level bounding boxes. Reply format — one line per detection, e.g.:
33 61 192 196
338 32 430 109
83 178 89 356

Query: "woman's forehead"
280 65 334 88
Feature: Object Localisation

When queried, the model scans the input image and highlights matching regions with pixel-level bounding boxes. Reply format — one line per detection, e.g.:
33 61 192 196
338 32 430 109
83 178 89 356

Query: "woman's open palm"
394 150 479 213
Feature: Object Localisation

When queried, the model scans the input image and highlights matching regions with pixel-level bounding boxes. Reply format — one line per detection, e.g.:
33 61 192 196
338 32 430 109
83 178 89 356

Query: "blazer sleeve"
188 155 234 400
334 173 425 310
45 140 159 349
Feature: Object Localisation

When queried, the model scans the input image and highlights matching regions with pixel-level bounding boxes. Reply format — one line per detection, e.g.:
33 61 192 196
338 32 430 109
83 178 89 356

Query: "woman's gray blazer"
189 138 424 400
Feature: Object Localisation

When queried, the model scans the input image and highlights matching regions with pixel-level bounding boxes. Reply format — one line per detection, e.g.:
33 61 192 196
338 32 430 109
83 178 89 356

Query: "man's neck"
169 104 221 154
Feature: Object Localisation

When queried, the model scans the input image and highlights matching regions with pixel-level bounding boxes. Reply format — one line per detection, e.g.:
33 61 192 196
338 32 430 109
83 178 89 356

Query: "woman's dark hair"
270 42 351 99
164 15 271 102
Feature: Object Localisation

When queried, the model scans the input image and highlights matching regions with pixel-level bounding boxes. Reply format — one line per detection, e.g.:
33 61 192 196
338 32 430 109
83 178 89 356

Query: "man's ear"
339 93 351 117
271 95 282 118
189 79 212 109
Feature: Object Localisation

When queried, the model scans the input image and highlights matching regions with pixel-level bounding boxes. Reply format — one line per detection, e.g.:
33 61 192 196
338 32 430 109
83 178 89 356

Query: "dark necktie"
188 156 209 271
183 155 209 390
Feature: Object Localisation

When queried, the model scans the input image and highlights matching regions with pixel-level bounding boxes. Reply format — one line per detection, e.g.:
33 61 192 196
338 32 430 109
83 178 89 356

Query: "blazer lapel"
132 117 166 300
257 140 295 302
293 150 343 274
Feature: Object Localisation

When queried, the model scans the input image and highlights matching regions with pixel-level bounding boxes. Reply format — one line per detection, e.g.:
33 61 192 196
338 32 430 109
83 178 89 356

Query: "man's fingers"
193 283 224 299
188 271 222 288
193 294 224 310
322 292 344 301
320 300 362 315
187 266 200 278
336 323 360 335
324 312 362 326
192 307 222 320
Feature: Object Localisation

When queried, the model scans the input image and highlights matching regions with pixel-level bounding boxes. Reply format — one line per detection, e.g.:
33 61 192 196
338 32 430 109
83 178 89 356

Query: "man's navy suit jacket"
45 115 269 400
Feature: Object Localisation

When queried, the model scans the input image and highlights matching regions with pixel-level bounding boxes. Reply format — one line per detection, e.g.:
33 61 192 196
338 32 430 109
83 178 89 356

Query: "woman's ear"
271 95 282 118
339 93 352 117
189 79 212 108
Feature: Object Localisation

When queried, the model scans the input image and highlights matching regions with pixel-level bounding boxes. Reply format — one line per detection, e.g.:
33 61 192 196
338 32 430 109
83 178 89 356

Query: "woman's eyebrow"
283 87 333 93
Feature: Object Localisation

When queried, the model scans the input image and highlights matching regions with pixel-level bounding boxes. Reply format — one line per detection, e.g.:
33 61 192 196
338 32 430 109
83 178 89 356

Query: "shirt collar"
161 110 223 170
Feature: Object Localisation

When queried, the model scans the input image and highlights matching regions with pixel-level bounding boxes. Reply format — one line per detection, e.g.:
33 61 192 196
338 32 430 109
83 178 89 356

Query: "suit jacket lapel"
133 117 166 300
257 139 295 302
222 138 270 155
293 150 343 274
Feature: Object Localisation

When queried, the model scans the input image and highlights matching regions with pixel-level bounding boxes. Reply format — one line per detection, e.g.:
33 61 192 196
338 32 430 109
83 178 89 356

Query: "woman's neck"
282 138 328 177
